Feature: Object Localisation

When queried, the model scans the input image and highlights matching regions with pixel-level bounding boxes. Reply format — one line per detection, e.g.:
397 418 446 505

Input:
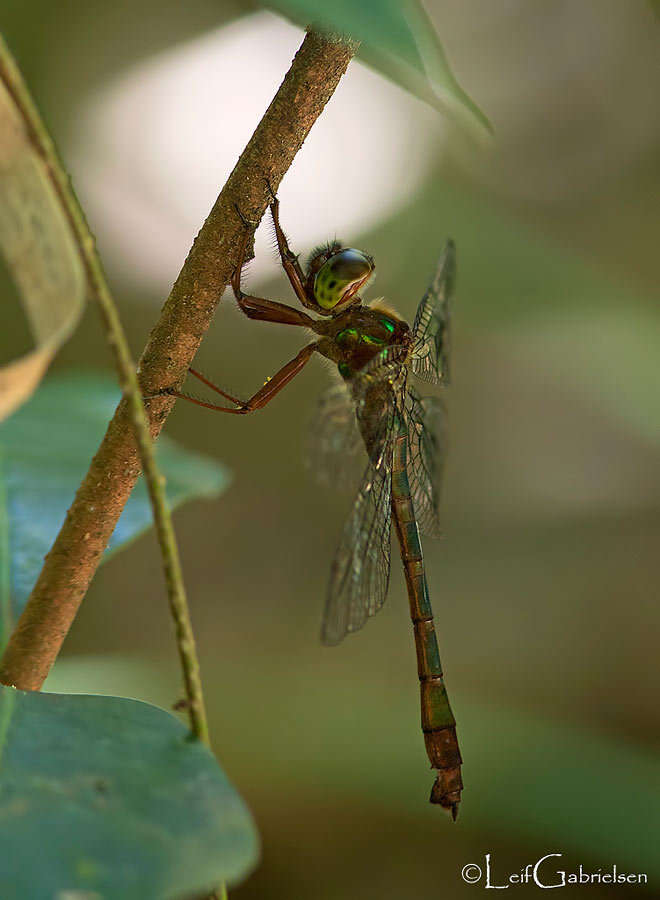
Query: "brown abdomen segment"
391 430 463 817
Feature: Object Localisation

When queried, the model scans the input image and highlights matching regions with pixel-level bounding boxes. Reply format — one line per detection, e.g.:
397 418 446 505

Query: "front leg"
267 190 312 308
231 228 316 328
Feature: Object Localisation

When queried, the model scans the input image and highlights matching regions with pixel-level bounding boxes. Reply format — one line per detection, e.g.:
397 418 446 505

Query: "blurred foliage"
0 684 258 898
2 0 490 134
0 39 86 422
0 375 229 644
266 0 490 135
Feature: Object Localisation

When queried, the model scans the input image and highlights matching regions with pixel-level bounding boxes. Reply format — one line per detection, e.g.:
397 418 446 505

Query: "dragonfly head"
307 245 375 314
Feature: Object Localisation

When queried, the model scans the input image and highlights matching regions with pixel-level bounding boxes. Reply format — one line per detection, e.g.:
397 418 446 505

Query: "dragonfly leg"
266 185 310 306
168 343 318 415
241 342 317 411
231 229 316 328
188 368 243 404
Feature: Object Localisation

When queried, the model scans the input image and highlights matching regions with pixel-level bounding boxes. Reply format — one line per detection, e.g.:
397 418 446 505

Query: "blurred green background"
2 1 659 897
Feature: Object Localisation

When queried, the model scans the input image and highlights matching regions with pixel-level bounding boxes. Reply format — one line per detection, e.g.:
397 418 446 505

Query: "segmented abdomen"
391 421 463 815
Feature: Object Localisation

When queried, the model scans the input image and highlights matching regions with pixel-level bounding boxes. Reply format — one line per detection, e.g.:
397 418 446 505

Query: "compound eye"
314 249 374 310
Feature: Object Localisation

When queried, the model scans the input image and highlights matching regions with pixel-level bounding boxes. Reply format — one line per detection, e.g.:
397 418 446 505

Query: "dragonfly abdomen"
391 426 463 817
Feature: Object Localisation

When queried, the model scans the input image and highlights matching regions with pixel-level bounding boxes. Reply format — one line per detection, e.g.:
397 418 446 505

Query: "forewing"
404 387 447 537
321 365 402 645
411 240 455 385
305 382 364 492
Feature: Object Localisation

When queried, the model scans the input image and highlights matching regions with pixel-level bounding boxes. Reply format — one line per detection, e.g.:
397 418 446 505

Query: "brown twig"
0 28 358 691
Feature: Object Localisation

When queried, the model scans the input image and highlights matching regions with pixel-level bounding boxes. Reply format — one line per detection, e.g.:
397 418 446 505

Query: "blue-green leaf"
0 685 259 898
268 0 491 137
0 374 230 645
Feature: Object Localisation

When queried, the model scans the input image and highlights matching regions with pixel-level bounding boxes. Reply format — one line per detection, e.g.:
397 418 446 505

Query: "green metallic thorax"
313 305 411 381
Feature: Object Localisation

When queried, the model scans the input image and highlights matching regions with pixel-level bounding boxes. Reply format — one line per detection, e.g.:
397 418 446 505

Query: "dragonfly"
165 190 463 817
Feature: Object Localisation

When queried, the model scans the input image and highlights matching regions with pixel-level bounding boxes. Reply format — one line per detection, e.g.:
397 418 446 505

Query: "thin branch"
0 29 358 691
0 34 210 742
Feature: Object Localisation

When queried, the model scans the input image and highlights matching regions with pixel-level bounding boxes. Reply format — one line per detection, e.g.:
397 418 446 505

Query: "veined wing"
304 382 364 492
306 344 409 490
411 240 455 385
404 387 447 537
321 350 406 645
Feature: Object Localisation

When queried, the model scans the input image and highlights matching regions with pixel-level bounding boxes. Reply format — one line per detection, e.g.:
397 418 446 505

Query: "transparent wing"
321 356 405 645
321 449 393 645
404 387 447 537
411 240 455 385
304 382 365 492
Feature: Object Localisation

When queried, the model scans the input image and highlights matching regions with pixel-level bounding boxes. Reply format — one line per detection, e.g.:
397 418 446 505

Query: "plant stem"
0 29 358 692
0 34 210 742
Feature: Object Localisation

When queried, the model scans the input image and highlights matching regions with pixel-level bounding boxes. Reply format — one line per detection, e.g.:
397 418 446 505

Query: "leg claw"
234 202 257 229
265 176 278 203
143 387 176 401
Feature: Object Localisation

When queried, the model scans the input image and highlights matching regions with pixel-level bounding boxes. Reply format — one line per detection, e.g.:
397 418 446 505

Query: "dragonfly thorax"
316 304 411 380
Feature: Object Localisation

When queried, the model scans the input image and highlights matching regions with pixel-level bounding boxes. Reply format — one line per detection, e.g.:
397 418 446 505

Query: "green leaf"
0 374 230 645
0 684 259 898
267 0 491 137
0 35 86 422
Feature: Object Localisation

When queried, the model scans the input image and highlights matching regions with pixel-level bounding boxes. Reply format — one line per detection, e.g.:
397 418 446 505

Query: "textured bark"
0 29 358 690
